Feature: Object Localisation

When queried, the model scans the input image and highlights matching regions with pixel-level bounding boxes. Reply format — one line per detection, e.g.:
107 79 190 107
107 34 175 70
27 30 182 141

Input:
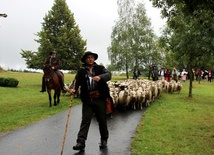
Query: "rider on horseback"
40 50 66 92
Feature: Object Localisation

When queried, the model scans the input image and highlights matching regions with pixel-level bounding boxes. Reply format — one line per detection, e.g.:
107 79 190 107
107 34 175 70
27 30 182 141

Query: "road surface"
0 104 146 155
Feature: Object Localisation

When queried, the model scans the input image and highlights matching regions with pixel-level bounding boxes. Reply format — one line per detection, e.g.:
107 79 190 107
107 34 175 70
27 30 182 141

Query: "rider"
39 50 65 92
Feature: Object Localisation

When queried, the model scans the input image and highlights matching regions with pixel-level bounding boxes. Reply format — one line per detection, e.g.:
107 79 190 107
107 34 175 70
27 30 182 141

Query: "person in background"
69 51 112 151
181 69 188 82
160 67 165 80
171 67 179 82
208 70 212 82
165 69 171 82
151 65 158 81
39 50 65 92
195 69 198 81
133 66 141 80
192 69 195 81
197 69 202 83
203 70 208 80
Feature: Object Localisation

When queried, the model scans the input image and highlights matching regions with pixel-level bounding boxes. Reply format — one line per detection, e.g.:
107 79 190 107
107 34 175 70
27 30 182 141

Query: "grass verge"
131 80 214 155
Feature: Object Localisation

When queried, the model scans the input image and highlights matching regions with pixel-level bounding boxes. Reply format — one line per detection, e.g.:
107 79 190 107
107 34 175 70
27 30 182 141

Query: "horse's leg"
48 91 52 107
54 91 57 106
57 90 60 104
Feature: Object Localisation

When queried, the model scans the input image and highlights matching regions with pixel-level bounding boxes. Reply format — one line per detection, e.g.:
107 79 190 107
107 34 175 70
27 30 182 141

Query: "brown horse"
43 64 64 107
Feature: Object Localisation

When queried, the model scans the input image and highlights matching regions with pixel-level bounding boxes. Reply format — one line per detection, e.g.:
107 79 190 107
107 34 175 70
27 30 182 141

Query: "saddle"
55 70 64 78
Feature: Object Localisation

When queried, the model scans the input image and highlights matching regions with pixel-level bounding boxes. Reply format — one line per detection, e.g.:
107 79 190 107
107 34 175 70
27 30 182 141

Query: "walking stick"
60 94 74 155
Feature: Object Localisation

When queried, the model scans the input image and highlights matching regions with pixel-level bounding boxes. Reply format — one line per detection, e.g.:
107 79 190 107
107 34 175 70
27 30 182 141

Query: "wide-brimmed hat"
49 50 57 55
81 51 98 63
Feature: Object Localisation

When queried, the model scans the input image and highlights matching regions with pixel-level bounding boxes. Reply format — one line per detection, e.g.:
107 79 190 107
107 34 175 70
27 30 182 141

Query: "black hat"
50 50 57 55
81 51 98 63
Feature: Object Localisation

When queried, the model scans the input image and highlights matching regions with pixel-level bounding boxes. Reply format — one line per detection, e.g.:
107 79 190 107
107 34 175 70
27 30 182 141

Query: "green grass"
0 71 79 134
131 80 214 155
0 71 213 154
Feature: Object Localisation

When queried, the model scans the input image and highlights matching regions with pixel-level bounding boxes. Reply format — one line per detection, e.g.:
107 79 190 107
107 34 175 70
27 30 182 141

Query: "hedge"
0 77 19 87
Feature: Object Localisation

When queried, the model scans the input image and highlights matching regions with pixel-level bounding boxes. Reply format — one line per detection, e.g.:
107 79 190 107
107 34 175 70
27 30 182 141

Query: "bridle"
43 65 54 82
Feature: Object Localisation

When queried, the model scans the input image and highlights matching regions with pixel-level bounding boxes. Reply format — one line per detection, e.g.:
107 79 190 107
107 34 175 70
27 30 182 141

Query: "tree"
150 0 214 97
108 0 161 78
158 27 179 69
107 0 136 79
132 3 163 68
21 0 86 70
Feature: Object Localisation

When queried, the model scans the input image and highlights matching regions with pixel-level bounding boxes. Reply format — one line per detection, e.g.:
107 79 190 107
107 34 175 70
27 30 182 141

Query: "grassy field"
131 79 214 155
0 71 214 154
0 71 78 134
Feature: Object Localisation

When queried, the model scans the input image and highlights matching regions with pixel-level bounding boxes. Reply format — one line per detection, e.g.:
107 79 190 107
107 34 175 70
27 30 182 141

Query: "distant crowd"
133 66 213 82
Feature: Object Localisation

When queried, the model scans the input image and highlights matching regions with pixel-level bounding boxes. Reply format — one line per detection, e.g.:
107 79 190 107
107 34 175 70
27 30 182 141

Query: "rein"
44 67 55 81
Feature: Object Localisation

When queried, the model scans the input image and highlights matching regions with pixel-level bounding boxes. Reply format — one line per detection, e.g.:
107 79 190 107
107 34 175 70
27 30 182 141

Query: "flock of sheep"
66 78 182 111
107 79 182 111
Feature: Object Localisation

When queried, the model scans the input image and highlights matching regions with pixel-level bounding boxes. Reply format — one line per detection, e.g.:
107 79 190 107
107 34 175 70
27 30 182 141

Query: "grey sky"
0 0 166 70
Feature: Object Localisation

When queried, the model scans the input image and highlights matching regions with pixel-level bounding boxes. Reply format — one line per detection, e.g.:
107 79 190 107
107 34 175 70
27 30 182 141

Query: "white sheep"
176 81 182 93
129 90 138 110
110 91 119 107
136 89 146 109
145 88 152 106
118 89 131 110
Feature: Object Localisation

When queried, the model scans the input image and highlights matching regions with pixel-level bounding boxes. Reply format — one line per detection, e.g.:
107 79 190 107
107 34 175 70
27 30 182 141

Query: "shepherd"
69 51 112 151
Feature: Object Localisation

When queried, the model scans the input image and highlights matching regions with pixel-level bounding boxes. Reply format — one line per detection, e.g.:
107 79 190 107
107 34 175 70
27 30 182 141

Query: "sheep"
175 82 182 93
118 89 131 111
145 88 152 107
110 91 119 107
167 82 173 94
136 89 146 109
156 82 163 98
151 82 158 100
129 90 138 110
108 79 182 111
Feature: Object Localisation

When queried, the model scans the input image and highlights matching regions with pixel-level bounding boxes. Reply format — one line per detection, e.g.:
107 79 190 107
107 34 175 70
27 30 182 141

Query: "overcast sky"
0 0 166 70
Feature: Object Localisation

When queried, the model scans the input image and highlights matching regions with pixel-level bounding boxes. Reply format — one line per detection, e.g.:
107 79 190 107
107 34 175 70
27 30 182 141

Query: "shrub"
0 77 19 87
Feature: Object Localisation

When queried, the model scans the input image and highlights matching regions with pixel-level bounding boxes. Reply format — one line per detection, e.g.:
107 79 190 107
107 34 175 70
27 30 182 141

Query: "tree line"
20 0 214 97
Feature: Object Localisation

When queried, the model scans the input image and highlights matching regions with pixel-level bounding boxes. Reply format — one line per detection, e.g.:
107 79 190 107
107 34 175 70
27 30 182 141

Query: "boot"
40 76 46 92
58 76 66 92
73 142 85 151
99 140 107 149
55 71 66 92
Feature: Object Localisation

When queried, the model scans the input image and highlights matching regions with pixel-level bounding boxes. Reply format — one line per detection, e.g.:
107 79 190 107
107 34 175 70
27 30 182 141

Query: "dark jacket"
43 56 60 71
73 63 111 102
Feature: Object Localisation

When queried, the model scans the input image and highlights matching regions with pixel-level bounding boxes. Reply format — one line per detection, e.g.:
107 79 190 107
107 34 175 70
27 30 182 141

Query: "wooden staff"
60 80 76 155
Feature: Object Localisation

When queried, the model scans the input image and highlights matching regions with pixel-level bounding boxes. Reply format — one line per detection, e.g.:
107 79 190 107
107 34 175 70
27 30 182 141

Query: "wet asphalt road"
0 104 146 155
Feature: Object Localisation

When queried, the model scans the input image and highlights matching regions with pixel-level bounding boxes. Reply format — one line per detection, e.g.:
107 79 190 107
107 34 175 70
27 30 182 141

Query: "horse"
43 64 64 107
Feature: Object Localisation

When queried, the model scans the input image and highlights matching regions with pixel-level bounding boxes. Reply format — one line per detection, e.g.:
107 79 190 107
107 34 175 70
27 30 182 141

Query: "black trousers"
55 70 64 89
76 98 108 144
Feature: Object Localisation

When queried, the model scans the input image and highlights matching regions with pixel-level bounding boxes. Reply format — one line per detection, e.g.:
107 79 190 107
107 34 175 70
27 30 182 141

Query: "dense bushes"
0 77 19 87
